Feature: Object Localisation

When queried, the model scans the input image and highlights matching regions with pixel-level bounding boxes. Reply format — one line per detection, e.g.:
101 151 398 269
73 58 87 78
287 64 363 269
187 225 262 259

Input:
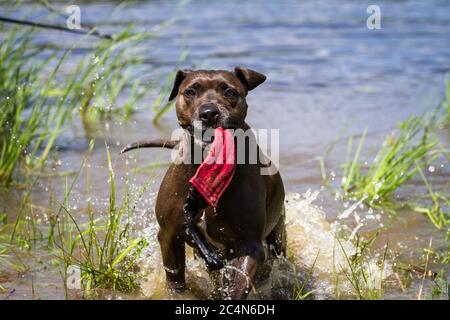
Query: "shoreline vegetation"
0 1 183 187
0 3 176 298
0 2 449 300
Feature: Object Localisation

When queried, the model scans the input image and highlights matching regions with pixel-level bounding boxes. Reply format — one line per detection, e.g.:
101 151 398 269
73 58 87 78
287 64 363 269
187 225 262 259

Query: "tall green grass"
409 164 449 230
336 234 388 300
0 212 26 273
430 269 449 300
56 142 148 296
0 28 53 184
0 22 163 186
341 116 440 213
292 252 318 300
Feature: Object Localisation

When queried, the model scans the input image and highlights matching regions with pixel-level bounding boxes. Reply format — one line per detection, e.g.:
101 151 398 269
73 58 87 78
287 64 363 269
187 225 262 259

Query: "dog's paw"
166 280 186 292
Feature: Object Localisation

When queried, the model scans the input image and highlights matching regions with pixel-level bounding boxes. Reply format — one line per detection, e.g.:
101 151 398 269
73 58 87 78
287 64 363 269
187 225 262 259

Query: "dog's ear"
168 69 191 101
234 66 266 92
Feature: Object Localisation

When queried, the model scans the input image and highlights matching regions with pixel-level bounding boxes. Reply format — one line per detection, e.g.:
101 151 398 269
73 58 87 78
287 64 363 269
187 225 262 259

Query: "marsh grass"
10 175 43 248
409 164 450 229
292 251 318 300
336 233 388 300
341 116 440 213
0 212 30 274
0 27 52 185
417 238 433 300
0 18 171 186
64 27 153 122
430 269 449 300
55 142 148 296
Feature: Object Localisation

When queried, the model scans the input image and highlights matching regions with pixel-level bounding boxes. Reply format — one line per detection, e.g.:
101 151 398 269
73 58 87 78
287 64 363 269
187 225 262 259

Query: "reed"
0 21 163 186
56 142 148 296
430 269 449 300
292 251 318 300
336 233 388 300
409 164 449 230
0 27 53 185
341 116 440 213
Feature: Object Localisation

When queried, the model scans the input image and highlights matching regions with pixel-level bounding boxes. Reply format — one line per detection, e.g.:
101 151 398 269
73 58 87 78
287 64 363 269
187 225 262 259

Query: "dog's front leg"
158 228 186 291
228 242 265 300
184 186 224 271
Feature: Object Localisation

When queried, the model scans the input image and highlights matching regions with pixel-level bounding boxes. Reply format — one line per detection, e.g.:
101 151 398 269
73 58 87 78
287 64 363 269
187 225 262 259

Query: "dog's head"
168 67 266 142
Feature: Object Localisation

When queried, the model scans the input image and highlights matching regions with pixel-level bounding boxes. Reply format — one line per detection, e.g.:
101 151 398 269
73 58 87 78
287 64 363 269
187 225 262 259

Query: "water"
1 0 449 299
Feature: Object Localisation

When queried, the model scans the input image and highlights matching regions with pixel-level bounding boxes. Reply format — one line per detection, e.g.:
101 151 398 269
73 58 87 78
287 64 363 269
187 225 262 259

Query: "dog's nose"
199 104 220 124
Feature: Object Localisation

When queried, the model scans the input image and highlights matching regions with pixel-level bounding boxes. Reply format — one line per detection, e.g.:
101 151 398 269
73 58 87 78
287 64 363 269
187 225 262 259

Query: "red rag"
189 127 236 207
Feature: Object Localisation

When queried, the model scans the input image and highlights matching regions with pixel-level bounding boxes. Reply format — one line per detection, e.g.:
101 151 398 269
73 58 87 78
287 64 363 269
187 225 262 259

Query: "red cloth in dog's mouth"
189 127 236 207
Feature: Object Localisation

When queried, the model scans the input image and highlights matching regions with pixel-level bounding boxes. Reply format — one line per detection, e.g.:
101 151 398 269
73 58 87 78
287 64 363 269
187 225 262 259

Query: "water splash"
136 189 392 299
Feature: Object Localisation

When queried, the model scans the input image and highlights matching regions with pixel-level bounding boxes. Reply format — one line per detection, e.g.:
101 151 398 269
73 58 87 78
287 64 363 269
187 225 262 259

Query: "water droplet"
374 181 382 191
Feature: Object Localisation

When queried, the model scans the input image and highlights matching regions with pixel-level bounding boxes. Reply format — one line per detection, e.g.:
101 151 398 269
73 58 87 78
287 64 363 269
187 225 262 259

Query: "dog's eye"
184 88 196 98
224 88 238 99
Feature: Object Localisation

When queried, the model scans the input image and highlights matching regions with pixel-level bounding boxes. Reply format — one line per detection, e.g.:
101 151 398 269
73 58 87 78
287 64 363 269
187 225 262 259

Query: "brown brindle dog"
155 67 286 300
